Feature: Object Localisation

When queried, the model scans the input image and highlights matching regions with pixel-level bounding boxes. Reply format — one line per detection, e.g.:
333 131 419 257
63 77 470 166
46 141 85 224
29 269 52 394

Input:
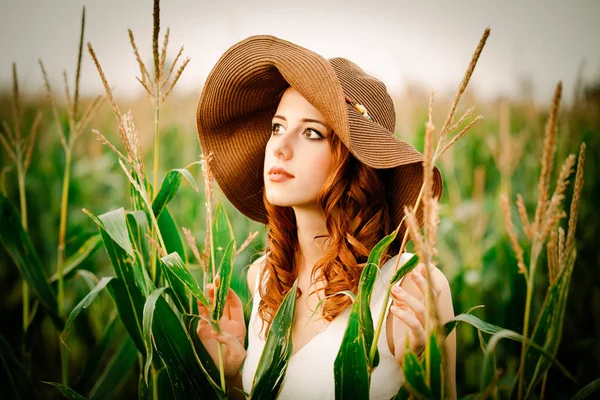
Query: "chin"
265 194 295 207
265 193 319 209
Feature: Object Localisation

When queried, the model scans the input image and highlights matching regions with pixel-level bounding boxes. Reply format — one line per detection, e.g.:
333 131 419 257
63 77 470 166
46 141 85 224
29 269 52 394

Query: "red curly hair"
256 130 400 338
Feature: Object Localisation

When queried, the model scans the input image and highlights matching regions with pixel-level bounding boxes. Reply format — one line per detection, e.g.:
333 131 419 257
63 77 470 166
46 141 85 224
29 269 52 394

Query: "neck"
292 205 330 275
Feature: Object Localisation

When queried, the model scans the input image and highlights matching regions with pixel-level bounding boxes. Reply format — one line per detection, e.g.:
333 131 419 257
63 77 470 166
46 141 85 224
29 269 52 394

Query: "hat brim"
196 35 443 231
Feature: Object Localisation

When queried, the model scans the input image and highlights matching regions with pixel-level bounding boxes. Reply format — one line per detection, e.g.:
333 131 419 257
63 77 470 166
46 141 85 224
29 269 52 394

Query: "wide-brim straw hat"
196 35 442 240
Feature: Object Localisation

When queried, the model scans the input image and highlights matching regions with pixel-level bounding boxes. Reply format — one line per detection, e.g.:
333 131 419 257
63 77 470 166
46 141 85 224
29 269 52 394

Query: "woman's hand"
196 279 247 378
389 262 443 365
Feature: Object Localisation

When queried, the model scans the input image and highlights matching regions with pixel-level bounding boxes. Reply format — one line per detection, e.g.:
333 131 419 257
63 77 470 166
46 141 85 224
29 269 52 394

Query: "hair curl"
257 130 400 338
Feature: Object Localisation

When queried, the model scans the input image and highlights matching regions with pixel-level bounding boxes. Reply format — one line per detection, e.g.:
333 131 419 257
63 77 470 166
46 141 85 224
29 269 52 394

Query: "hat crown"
328 57 396 132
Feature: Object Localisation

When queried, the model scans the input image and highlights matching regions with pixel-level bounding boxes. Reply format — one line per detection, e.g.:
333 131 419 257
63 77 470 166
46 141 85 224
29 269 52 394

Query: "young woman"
196 35 456 399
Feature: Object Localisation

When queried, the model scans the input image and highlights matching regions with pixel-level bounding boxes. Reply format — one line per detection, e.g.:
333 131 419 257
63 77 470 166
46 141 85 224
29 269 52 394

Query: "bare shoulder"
247 254 267 295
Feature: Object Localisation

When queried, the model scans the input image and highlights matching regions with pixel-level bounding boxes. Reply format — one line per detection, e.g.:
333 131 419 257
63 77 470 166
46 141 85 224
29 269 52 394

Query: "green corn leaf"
161 252 209 308
441 312 575 391
105 277 146 356
98 208 134 256
158 207 189 311
212 240 236 321
160 259 190 313
444 311 500 337
0 193 62 328
390 253 420 286
479 328 576 392
0 333 38 400
87 337 138 400
251 279 299 400
571 377 600 400
47 234 103 285
156 367 177 400
126 210 150 266
44 382 89 400
151 294 225 399
152 168 199 219
90 208 150 355
367 231 398 272
524 253 576 397
208 202 235 280
421 333 442 400
359 263 379 369
361 231 396 368
158 207 187 262
334 305 370 400
129 172 188 272
143 287 169 385
181 314 222 386
99 208 152 296
72 312 120 393
335 232 398 399
402 351 435 399
62 276 115 341
138 369 151 400
75 269 100 290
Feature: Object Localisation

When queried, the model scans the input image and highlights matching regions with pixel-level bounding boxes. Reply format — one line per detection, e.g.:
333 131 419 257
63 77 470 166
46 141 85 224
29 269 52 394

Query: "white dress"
241 252 414 399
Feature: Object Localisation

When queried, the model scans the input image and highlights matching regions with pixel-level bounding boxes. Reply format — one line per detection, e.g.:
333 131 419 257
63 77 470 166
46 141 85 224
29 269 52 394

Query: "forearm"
226 371 247 400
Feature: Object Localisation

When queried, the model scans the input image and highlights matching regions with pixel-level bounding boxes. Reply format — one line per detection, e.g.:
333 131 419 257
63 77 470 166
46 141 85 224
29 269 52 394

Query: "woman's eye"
303 128 324 140
271 123 285 135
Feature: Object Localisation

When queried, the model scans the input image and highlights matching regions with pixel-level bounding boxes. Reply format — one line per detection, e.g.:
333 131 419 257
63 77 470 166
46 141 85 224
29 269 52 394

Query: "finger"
390 305 426 349
410 272 440 320
196 303 211 335
197 299 210 319
221 288 236 321
205 283 216 307
410 268 429 298
224 289 244 322
205 283 216 300
391 286 426 327
211 330 245 357
417 263 444 297
391 305 422 332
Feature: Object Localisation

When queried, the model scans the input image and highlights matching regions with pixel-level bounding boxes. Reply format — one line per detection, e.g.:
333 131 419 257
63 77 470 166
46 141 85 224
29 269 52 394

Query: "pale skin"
197 87 457 399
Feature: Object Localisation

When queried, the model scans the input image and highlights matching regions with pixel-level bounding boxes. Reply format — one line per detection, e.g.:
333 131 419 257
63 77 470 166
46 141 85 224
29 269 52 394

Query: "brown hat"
196 35 442 238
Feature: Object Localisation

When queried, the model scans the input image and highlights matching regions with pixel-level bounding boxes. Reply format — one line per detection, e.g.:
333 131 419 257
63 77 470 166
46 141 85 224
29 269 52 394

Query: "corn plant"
0 62 43 339
37 6 106 384
0 6 105 394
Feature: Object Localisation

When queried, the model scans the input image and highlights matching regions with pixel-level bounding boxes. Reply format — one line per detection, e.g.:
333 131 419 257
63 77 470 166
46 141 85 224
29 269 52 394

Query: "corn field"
1 2 599 399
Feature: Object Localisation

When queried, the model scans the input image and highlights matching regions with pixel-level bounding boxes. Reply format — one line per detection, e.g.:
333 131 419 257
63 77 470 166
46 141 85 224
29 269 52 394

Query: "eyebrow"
272 114 328 128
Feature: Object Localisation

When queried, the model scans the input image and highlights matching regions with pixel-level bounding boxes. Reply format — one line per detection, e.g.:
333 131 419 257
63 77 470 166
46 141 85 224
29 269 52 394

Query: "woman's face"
264 87 334 209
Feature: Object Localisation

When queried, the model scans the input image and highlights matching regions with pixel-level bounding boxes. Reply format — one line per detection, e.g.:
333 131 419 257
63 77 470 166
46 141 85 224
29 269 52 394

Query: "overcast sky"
1 0 599 104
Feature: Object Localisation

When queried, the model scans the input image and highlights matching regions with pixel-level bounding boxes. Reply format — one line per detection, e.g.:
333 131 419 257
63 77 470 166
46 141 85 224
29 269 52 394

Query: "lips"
268 166 294 178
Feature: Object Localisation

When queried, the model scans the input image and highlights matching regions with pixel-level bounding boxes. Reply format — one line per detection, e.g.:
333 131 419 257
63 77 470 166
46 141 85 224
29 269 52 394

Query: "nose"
271 130 294 161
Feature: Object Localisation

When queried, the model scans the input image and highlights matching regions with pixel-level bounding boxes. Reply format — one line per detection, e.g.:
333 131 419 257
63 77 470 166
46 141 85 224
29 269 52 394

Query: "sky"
1 0 599 105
